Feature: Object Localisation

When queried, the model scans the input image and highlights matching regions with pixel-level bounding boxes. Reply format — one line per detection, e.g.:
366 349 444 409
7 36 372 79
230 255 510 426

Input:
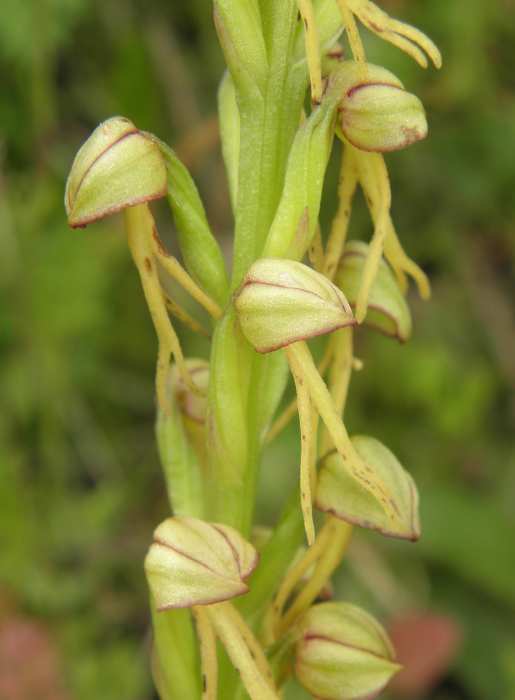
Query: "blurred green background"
0 1 514 698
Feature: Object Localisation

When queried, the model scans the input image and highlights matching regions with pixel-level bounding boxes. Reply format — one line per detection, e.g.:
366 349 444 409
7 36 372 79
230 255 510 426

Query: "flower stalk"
192 607 217 700
124 204 201 408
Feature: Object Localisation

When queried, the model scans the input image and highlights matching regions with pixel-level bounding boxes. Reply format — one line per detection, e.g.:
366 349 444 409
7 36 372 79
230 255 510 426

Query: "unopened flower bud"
295 602 401 700
169 359 209 424
235 259 355 353
338 64 427 152
65 116 167 228
145 517 258 609
335 240 412 341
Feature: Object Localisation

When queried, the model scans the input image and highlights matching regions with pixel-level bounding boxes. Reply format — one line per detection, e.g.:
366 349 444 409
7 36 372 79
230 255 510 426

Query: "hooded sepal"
169 359 210 424
235 259 355 353
65 116 167 228
145 517 259 609
336 240 412 341
336 63 427 152
316 435 420 541
295 601 401 700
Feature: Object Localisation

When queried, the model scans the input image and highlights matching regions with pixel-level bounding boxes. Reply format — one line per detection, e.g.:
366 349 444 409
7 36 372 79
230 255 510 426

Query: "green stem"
230 1 307 287
209 6 317 699
208 1 307 532
151 602 201 700
240 352 266 534
156 406 205 518
206 308 250 532
239 490 305 621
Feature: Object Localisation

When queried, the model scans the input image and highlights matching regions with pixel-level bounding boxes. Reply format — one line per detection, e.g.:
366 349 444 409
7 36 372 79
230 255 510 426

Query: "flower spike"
63 2 442 698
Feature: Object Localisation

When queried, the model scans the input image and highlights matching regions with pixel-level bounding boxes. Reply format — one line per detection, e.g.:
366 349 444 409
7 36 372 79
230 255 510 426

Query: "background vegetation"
0 1 514 698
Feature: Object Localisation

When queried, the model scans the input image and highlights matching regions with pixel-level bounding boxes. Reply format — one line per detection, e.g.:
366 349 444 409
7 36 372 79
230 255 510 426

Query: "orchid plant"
65 1 441 697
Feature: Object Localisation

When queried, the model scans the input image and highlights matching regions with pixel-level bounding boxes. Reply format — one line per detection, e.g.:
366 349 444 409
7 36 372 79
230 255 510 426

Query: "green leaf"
262 93 336 261
205 308 252 532
263 62 362 261
213 0 268 96
156 140 229 307
218 71 240 212
229 0 307 286
151 604 201 700
156 398 205 519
